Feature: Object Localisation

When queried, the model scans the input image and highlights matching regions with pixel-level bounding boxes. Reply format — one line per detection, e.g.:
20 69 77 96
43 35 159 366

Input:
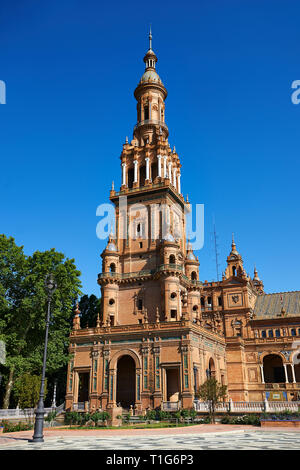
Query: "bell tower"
98 31 192 327
133 28 168 146
67 33 228 414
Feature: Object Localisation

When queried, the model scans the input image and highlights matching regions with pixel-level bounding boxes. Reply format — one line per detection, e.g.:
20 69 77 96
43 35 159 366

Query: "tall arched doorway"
116 355 136 408
263 354 285 383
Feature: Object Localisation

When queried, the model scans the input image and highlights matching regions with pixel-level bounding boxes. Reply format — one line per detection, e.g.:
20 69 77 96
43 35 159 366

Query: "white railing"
0 403 65 420
194 400 300 413
266 401 300 412
72 402 86 411
162 401 181 411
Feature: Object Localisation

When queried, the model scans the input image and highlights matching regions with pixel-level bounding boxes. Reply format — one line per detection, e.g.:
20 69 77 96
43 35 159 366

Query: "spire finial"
149 25 152 50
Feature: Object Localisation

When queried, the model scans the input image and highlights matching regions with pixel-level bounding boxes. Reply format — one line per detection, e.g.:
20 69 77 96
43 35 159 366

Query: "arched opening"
263 354 285 383
151 162 158 181
191 271 197 281
206 358 215 378
116 355 136 408
78 372 89 403
200 297 205 307
128 168 134 188
232 266 236 276
144 105 149 120
139 165 146 186
169 254 176 265
109 263 116 273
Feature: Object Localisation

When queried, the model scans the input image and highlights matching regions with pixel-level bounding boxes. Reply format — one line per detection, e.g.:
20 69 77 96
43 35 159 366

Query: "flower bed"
260 420 300 428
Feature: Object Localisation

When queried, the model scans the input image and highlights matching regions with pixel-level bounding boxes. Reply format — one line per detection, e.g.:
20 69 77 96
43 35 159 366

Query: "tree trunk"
3 366 15 409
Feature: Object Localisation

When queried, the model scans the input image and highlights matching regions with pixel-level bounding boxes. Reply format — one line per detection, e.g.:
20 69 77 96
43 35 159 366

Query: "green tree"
0 235 82 408
78 294 101 328
14 373 47 409
14 373 47 423
197 378 227 424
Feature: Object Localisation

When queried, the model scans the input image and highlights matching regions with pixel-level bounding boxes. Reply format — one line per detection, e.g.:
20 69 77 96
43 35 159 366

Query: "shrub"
2 420 33 433
122 413 130 424
45 410 57 424
220 415 231 424
145 410 157 421
180 409 190 419
189 409 197 421
91 412 103 426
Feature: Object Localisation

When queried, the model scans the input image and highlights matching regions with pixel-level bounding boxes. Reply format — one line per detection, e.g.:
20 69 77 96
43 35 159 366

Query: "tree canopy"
0 234 82 408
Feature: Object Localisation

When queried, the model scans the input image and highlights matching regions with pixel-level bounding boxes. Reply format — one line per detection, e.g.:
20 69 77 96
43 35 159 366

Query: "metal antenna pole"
213 215 220 282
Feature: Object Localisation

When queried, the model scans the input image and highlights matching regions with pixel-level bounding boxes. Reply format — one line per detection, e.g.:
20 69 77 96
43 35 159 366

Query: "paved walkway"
0 425 299 450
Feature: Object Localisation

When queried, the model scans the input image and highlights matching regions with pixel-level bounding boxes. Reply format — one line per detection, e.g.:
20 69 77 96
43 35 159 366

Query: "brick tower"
65 32 227 414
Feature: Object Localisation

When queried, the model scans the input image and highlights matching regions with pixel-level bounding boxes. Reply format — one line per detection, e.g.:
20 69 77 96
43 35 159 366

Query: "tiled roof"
254 291 300 319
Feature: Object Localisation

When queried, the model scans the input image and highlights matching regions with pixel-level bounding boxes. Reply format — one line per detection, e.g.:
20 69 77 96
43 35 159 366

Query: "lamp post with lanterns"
30 274 57 443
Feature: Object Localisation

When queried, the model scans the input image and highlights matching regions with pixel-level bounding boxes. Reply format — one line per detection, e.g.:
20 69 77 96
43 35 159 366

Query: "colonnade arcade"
259 352 300 384
121 154 181 194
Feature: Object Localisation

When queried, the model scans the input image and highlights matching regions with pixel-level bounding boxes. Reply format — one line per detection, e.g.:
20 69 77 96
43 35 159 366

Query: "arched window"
191 271 197 281
201 297 205 307
218 296 222 306
261 330 266 338
109 263 116 273
207 358 215 378
169 254 176 265
291 329 296 336
275 329 281 337
128 167 134 188
144 105 149 120
263 354 285 383
207 296 212 307
268 330 274 338
151 162 158 181
232 266 236 276
139 165 146 186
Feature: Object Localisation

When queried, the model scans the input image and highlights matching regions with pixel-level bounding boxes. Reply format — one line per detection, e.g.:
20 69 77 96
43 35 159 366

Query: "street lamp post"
29 274 57 443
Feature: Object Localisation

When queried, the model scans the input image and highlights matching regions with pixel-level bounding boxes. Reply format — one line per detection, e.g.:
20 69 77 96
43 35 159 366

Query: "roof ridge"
263 290 300 295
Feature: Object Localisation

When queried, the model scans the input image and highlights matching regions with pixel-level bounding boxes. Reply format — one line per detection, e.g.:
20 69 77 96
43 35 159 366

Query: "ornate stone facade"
65 34 300 412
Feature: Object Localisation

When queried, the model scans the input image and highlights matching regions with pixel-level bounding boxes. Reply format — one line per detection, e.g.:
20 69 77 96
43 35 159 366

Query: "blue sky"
0 0 299 296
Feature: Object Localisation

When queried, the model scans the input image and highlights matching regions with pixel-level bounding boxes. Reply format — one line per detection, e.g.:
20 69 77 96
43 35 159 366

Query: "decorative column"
145 157 150 181
168 162 172 184
135 366 142 411
291 363 297 384
153 344 162 408
101 349 110 409
122 163 126 186
163 156 167 178
173 168 177 189
90 350 100 411
177 172 181 194
180 344 193 408
157 155 162 177
108 368 117 407
260 365 265 384
133 160 138 183
141 345 150 392
283 364 289 384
